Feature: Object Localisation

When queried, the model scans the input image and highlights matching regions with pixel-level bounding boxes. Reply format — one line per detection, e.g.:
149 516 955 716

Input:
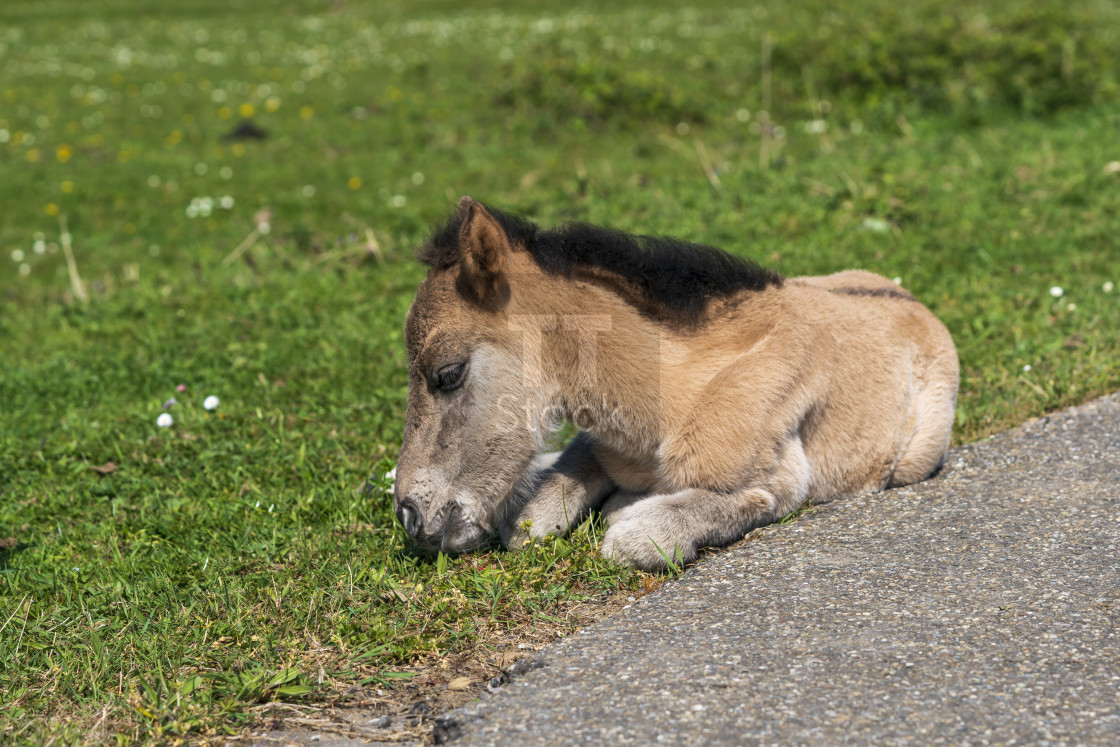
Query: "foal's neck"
515 274 670 447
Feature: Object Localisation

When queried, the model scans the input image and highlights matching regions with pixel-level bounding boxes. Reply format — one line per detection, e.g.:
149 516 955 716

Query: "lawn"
2 0 1119 742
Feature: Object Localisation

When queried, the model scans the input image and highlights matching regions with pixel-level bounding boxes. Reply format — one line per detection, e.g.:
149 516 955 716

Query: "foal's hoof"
601 521 694 572
498 519 535 551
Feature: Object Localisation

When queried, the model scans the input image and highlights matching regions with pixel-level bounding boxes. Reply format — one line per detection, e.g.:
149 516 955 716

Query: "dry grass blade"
342 213 385 263
222 226 263 266
0 595 29 637
692 139 722 191
58 215 88 303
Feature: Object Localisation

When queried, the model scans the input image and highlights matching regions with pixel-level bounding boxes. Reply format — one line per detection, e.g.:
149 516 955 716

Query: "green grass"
2 0 1119 742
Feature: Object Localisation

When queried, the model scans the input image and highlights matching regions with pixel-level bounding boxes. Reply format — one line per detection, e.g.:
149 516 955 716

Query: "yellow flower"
265 97 281 112
61 180 74 193
56 144 72 162
348 177 362 190
300 106 314 119
239 103 255 118
45 203 59 216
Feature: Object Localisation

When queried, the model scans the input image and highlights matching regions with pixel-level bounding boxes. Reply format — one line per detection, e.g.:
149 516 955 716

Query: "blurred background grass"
2 0 1119 742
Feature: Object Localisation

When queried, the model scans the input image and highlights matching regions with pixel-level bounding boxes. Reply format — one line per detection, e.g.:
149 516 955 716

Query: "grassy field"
2 0 1119 742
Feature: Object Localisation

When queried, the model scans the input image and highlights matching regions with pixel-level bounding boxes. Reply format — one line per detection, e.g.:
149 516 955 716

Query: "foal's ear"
456 196 511 306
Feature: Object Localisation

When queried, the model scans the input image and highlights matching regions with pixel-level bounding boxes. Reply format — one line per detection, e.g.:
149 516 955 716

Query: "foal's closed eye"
435 361 468 391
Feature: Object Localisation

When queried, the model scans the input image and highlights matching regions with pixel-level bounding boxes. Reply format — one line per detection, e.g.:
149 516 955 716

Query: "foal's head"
393 197 544 553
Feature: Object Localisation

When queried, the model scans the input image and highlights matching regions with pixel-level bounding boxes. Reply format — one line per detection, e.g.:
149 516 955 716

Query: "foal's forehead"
405 272 466 360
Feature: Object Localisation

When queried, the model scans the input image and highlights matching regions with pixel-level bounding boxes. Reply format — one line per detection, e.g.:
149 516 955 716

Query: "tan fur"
394 199 959 570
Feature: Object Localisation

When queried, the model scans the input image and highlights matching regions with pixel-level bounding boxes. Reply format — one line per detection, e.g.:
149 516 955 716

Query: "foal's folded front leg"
599 485 795 571
499 432 617 548
601 437 811 571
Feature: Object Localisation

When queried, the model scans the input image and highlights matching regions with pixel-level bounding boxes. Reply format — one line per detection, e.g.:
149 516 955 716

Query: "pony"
392 197 958 570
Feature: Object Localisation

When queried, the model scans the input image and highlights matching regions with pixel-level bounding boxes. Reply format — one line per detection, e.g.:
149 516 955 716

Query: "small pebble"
448 676 471 691
371 715 392 728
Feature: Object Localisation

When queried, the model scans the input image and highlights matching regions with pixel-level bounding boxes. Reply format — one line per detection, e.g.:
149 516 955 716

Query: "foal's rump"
786 270 959 498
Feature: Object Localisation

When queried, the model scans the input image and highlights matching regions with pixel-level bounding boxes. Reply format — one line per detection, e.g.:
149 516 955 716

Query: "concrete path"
435 392 1120 745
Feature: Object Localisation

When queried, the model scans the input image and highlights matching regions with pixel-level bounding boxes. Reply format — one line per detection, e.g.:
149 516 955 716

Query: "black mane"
418 203 783 327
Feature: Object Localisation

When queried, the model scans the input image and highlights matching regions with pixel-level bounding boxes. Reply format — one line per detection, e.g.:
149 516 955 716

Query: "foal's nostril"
398 501 422 536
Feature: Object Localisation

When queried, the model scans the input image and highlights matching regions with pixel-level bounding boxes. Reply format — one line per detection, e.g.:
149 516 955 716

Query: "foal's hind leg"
601 436 811 571
499 432 616 548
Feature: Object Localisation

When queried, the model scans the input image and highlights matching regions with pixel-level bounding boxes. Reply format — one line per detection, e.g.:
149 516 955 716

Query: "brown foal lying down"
393 197 959 571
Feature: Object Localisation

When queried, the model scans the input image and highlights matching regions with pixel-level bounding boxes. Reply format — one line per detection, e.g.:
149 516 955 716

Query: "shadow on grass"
0 539 30 572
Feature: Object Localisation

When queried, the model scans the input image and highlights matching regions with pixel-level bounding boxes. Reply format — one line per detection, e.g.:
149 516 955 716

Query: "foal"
393 197 958 571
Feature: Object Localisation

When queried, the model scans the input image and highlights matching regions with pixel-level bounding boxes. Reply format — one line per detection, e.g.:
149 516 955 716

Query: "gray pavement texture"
435 392 1120 746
